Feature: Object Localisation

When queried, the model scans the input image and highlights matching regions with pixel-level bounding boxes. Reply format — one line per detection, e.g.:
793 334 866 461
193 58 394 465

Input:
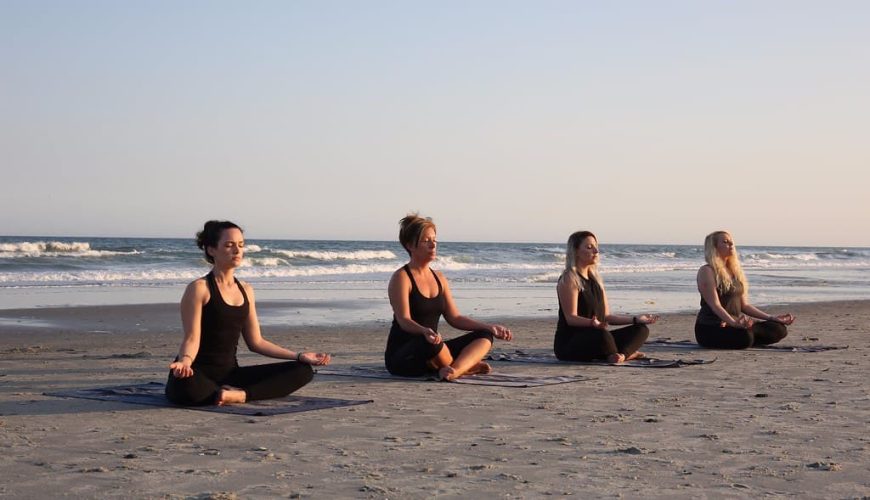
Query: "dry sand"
1 300 868 498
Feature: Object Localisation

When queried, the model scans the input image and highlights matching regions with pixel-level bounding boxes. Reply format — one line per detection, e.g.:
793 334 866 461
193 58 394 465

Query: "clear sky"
2 1 868 246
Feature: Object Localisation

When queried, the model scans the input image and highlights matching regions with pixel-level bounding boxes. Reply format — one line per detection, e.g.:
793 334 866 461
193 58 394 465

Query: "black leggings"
165 360 314 406
694 321 788 349
554 324 649 362
385 330 494 377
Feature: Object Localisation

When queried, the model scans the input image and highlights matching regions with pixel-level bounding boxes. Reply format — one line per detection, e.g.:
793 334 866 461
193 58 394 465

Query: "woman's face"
209 227 245 268
715 233 736 259
410 226 437 262
574 236 599 267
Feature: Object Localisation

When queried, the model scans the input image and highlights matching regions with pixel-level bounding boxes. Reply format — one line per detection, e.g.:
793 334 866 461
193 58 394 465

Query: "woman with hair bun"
554 231 657 363
165 220 331 406
695 231 794 349
385 213 513 381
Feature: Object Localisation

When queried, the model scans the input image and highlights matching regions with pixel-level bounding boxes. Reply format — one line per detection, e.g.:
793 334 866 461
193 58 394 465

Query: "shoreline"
0 297 867 333
1 299 868 497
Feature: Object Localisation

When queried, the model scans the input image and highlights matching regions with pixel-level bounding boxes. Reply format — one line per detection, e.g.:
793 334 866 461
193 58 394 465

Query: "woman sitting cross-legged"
385 213 513 381
554 230 658 363
165 220 331 406
695 230 794 349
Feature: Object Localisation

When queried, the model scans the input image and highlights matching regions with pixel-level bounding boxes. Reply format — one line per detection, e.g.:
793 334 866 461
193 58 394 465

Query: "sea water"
1 236 868 326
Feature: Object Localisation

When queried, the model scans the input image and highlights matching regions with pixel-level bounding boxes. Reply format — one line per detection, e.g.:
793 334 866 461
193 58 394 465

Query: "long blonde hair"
704 231 747 315
558 231 601 291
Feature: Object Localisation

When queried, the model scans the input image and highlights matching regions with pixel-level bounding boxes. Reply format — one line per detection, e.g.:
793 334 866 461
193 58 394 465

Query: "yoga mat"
646 338 848 353
317 366 594 387
45 382 373 416
487 350 715 368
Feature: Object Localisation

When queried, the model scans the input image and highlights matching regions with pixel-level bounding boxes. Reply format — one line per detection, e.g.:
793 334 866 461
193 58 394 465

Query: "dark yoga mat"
646 338 848 353
45 381 373 416
487 350 716 368
317 366 594 387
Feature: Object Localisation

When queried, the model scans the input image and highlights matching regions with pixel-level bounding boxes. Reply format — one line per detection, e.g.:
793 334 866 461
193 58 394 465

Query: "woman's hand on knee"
169 361 194 378
636 314 659 325
298 352 331 366
490 324 512 341
772 313 795 325
423 328 442 345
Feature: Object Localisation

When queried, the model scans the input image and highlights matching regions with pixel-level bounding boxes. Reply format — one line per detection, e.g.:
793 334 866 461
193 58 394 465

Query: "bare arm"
557 276 605 328
241 282 331 365
441 272 512 340
169 279 207 378
741 301 796 325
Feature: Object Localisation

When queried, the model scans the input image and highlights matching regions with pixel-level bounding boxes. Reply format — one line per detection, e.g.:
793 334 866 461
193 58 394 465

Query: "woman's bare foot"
438 366 457 382
465 361 492 376
216 385 246 406
607 353 626 364
625 351 646 361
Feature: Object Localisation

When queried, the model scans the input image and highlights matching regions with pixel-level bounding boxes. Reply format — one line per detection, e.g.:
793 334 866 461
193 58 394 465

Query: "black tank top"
386 265 444 351
196 272 250 366
556 273 606 333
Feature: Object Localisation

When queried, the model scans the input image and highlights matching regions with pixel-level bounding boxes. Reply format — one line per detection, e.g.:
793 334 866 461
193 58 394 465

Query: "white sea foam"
243 257 290 267
245 244 263 253
0 241 139 259
273 249 398 261
0 269 204 285
0 262 401 285
744 252 818 262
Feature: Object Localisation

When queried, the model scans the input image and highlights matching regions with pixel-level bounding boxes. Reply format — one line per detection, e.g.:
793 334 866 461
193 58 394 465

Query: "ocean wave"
243 257 290 267
273 249 398 261
744 252 818 262
245 244 263 253
0 269 205 285
0 241 140 259
0 262 403 285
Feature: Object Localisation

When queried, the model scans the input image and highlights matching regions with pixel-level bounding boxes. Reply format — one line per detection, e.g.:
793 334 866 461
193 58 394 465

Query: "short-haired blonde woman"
695 231 794 349
385 214 513 381
555 231 657 363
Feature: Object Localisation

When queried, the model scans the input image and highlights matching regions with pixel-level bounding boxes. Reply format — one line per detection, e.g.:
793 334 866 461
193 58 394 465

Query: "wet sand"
1 300 868 498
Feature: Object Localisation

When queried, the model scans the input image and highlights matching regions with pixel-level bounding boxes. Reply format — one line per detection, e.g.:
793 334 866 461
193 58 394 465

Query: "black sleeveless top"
196 272 250 367
386 265 444 352
556 273 606 333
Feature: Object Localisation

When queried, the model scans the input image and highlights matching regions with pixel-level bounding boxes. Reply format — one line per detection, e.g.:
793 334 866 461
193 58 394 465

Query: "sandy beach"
1 300 868 498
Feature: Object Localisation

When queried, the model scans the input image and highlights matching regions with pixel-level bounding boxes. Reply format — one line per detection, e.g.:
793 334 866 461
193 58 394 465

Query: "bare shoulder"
696 265 716 287
187 277 208 293
557 270 579 289
389 267 409 284
183 277 210 303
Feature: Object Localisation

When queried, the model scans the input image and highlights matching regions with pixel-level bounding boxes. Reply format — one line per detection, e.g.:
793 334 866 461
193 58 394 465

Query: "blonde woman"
555 231 657 363
386 214 513 381
695 231 795 349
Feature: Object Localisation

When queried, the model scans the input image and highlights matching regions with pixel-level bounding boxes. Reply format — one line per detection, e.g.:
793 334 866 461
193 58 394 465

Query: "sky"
2 1 868 246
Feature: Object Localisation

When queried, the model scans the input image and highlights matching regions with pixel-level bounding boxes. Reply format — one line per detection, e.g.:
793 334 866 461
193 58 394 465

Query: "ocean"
1 236 868 326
